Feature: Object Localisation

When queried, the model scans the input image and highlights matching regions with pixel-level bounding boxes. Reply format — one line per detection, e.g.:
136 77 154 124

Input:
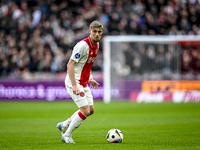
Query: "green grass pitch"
0 101 200 150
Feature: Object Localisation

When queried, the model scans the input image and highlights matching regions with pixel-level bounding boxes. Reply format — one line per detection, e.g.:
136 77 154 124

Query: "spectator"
0 0 200 80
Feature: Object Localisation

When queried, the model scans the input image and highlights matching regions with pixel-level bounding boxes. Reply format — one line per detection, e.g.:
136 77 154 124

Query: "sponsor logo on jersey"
75 53 80 59
87 57 96 63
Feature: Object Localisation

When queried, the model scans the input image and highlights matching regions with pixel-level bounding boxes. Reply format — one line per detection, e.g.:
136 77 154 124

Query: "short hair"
89 20 103 29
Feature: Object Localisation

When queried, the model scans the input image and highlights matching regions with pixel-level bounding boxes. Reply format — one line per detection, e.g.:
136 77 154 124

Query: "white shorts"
65 84 94 108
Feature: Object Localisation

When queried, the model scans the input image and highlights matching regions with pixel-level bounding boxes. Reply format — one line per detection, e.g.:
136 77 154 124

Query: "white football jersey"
65 36 99 87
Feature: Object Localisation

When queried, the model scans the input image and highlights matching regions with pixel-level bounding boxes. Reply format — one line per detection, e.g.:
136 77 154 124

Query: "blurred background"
0 0 200 102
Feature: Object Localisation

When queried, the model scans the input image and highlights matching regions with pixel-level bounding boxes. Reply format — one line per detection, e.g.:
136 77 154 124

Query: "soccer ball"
106 129 123 143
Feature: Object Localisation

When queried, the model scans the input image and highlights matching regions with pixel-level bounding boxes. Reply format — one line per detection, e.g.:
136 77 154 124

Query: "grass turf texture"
0 101 200 150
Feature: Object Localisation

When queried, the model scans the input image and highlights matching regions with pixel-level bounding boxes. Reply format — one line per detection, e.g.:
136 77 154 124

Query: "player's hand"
72 85 80 95
89 79 100 90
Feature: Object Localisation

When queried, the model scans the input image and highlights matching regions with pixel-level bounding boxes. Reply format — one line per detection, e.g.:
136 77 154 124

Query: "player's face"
89 27 103 43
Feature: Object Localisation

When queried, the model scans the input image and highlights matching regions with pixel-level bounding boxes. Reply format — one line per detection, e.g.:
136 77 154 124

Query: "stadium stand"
0 0 200 80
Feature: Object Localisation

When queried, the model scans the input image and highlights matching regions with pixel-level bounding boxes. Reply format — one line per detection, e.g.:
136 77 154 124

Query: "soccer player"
56 20 103 143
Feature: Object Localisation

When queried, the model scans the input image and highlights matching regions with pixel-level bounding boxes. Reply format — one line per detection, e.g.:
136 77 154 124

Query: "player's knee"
85 110 91 116
82 109 90 117
83 108 94 117
80 105 94 117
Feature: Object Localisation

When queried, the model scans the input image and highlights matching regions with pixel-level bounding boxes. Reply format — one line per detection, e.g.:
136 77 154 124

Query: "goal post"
103 35 200 103
103 36 111 103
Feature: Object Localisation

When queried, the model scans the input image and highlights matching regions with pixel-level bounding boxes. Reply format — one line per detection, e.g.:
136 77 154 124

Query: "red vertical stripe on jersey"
79 37 98 87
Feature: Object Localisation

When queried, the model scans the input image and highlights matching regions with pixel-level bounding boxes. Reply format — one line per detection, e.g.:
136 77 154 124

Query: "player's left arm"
89 70 100 90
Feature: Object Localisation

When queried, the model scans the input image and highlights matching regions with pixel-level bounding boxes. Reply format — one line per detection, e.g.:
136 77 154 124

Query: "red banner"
130 92 172 103
130 91 200 102
173 92 200 102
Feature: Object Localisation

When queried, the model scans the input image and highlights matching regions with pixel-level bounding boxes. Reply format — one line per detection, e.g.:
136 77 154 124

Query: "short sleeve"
70 41 87 62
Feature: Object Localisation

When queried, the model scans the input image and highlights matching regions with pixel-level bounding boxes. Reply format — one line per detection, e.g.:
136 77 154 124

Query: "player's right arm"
67 59 80 95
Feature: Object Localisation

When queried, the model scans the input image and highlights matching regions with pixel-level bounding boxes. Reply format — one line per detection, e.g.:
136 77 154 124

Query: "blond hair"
89 20 103 29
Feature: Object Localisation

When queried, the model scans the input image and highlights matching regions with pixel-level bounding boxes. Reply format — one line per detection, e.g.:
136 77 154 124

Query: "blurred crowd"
117 42 200 80
0 0 200 80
